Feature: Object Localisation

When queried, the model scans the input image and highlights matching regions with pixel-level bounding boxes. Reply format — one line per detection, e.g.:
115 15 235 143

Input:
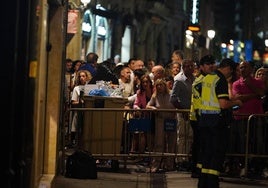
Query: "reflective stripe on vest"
189 75 204 121
201 168 220 176
196 163 202 169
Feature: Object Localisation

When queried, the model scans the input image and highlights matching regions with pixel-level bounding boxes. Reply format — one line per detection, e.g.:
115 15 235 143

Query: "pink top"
232 77 264 119
133 90 148 109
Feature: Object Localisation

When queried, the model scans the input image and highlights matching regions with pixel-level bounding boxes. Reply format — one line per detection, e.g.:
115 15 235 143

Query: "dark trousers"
198 114 228 188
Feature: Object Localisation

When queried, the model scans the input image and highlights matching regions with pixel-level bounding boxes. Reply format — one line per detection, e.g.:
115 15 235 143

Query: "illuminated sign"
188 24 200 32
191 0 199 24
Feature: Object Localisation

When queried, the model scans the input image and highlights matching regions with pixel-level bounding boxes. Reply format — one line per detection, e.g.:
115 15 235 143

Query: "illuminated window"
82 10 91 38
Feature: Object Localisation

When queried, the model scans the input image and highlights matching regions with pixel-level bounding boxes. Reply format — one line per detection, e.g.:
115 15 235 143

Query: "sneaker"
240 168 245 177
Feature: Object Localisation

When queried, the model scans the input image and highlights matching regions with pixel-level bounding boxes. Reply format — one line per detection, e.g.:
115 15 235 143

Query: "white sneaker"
240 168 245 177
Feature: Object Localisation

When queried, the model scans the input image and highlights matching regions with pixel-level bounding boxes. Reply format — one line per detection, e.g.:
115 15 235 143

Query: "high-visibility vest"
199 73 221 114
189 74 204 121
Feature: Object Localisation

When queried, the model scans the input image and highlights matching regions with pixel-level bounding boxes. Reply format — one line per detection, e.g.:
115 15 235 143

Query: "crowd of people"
64 51 268 188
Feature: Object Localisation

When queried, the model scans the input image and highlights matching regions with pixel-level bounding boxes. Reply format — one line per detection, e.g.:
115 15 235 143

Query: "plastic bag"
88 89 109 96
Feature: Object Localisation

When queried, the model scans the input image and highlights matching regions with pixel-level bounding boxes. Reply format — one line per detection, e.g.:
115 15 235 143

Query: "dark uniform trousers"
198 114 228 188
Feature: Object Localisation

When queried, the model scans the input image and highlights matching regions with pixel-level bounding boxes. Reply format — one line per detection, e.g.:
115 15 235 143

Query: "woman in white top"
70 70 91 147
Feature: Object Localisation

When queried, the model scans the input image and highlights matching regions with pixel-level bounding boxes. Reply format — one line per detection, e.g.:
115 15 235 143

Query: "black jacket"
88 63 119 84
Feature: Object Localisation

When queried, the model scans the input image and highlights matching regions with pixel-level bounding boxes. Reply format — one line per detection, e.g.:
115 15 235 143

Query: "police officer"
189 55 216 178
197 58 242 188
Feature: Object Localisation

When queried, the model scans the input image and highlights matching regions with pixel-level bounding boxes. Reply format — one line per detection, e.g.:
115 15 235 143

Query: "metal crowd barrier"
244 113 268 177
64 107 268 177
65 108 191 170
225 113 268 178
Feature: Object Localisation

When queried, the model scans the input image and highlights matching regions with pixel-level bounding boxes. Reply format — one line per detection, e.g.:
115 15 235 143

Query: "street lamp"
207 29 215 54
185 30 194 48
265 39 268 48
80 0 91 7
185 29 195 60
207 30 215 40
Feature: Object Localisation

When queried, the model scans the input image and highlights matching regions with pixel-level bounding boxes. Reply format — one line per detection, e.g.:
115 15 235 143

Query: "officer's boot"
197 173 207 188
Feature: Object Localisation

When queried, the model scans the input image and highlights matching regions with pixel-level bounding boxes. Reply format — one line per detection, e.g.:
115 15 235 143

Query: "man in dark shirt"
89 61 119 84
79 52 118 84
79 52 98 77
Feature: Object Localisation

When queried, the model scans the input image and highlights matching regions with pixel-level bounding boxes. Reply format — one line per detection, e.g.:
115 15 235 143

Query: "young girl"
131 74 153 153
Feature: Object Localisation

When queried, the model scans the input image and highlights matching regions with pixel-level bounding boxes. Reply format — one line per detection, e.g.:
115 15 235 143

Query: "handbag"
128 117 152 132
164 118 177 132
65 150 97 179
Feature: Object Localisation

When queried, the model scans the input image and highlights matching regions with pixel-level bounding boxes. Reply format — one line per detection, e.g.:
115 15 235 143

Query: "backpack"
65 150 97 179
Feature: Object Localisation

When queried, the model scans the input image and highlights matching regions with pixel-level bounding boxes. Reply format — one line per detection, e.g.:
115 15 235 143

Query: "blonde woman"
146 79 176 172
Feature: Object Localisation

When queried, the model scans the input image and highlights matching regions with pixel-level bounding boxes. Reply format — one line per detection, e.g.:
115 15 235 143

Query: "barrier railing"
67 108 190 154
225 113 268 178
64 107 268 177
65 107 191 170
244 114 268 177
